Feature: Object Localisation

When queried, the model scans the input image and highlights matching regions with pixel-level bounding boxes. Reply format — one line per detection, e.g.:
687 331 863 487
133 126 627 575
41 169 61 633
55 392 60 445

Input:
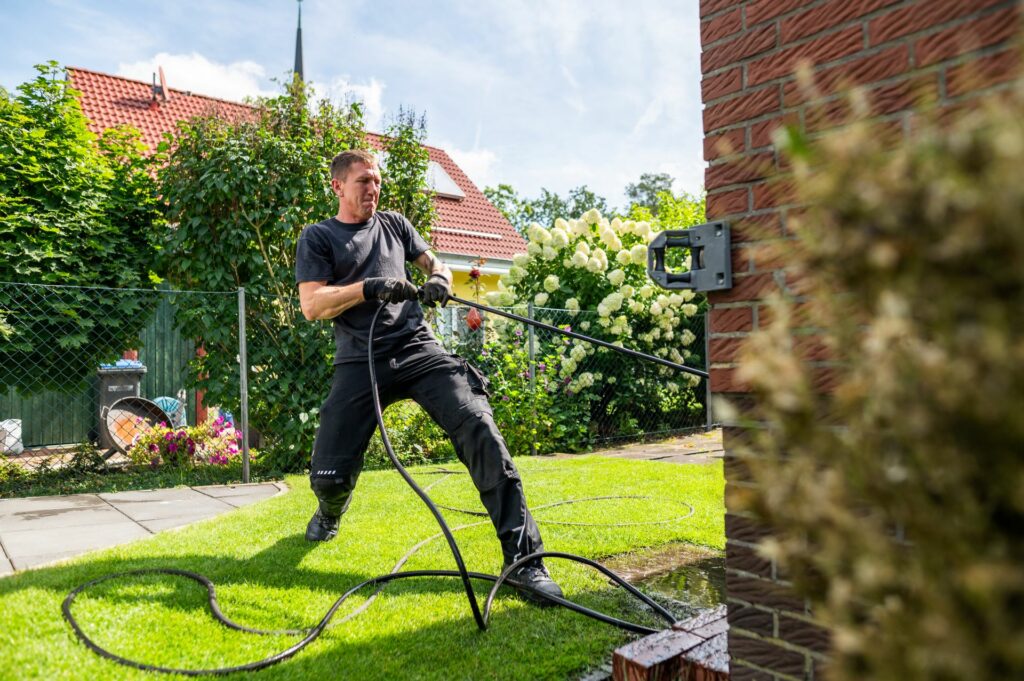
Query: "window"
426 161 465 199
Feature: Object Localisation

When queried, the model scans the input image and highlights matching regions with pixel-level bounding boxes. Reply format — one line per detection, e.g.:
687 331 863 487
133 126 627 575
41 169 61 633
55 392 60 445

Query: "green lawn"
0 456 724 680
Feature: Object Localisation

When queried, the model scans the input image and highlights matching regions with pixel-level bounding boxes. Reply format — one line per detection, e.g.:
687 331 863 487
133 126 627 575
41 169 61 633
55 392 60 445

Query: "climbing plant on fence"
0 62 163 395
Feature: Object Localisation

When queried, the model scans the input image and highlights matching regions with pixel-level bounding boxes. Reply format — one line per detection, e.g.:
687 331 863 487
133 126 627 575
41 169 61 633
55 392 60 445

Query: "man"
294 149 562 605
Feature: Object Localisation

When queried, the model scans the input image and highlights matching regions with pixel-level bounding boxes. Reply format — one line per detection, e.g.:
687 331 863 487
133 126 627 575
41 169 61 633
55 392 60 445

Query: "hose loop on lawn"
61 302 692 675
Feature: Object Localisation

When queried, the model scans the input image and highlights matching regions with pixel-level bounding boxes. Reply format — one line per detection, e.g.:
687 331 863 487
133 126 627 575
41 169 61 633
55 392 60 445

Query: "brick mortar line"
703 17 859 80
730 626 823 658
738 38 916 93
707 35 1014 118
704 0 1004 82
700 1 750 24
936 41 1023 74
730 657 805 681
864 1 1020 53
943 77 1019 106
742 0 863 30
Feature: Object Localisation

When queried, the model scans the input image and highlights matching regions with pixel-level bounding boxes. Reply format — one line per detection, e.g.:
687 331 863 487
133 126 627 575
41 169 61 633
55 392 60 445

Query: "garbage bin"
97 359 147 450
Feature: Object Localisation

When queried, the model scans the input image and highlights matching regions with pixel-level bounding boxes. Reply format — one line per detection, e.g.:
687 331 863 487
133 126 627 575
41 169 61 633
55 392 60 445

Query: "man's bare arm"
298 281 365 321
413 250 452 283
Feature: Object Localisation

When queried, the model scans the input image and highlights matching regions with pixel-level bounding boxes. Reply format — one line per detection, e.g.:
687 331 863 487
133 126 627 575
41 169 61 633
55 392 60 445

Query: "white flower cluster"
494 208 704 395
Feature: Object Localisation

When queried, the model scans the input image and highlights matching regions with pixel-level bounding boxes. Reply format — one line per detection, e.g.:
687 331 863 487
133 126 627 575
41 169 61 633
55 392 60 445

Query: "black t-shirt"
295 211 435 363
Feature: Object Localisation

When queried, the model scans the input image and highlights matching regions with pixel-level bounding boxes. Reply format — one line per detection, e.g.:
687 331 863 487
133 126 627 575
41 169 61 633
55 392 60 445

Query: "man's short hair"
331 149 377 181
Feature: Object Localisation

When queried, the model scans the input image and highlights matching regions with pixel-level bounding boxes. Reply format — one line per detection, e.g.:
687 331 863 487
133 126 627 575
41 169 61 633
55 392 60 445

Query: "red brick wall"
699 2 1021 679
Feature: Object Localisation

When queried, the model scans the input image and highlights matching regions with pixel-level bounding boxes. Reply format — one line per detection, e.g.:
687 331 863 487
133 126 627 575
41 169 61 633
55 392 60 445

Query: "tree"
624 172 674 216
0 62 163 395
484 184 609 234
482 184 528 232
626 189 706 230
159 80 436 472
378 107 436 256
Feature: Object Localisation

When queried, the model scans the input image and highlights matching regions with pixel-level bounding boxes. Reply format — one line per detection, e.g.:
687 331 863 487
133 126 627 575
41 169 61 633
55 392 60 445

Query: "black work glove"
419 274 451 307
362 277 419 304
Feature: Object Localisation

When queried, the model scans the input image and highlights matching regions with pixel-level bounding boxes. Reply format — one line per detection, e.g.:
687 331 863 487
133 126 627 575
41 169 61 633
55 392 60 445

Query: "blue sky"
0 0 705 209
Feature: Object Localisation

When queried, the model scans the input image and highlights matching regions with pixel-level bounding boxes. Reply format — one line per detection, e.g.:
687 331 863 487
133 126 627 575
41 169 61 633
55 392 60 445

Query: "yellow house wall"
450 271 500 300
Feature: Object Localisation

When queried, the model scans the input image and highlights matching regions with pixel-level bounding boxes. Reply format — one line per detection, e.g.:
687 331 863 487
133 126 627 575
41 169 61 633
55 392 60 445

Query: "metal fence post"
527 302 537 457
238 287 250 483
704 311 713 431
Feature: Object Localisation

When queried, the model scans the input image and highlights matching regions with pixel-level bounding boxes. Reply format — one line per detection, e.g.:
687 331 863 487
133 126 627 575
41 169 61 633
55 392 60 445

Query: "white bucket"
0 419 23 456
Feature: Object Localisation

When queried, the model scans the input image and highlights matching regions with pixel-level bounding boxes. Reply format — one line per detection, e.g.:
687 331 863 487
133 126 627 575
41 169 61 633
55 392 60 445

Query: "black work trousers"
309 341 544 565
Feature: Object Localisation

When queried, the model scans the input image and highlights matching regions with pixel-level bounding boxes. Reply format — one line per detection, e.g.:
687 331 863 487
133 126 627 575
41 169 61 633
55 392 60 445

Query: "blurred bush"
733 85 1024 681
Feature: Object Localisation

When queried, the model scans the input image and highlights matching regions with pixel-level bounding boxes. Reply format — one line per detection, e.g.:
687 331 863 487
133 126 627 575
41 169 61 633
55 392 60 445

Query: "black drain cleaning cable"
63 299 704 675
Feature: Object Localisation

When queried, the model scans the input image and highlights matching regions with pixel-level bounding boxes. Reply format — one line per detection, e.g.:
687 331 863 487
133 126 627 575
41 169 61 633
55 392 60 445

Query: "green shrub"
0 63 163 395
485 208 706 443
732 87 1024 681
363 400 453 470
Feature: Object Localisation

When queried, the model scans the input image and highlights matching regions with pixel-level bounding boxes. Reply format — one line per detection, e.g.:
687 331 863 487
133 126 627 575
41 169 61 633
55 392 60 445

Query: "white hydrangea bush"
485 209 705 436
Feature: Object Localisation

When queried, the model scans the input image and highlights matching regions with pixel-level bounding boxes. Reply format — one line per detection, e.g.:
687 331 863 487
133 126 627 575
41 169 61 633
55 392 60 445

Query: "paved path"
0 482 286 576
558 427 723 465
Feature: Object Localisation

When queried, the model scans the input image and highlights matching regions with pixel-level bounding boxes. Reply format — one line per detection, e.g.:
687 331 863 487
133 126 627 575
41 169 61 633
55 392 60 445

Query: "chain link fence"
1 282 708 495
433 304 708 456
0 282 239 485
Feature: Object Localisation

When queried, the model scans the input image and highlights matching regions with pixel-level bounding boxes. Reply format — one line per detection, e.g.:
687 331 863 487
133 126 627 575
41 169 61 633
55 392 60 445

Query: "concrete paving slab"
138 513 225 533
13 551 90 571
100 487 233 522
0 503 129 532
0 493 107 516
0 481 289 576
3 521 150 561
191 482 282 499
216 491 282 508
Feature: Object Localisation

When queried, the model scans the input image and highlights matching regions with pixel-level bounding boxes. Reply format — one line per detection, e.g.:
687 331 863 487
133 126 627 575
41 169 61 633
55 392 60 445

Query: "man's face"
332 161 381 222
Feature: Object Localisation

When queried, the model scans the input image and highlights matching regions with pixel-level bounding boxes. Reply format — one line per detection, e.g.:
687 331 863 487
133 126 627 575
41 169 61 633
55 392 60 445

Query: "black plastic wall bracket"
646 221 732 292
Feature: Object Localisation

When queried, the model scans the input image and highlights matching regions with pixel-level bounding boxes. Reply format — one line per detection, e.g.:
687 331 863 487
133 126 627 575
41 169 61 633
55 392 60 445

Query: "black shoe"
503 561 564 607
305 509 340 542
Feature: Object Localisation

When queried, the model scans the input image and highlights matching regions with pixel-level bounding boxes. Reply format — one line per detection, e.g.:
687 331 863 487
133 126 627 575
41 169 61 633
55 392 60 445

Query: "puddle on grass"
575 544 726 681
602 542 725 619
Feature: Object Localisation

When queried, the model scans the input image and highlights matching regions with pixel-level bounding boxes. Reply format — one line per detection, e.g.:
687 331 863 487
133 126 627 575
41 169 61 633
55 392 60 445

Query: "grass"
0 459 278 499
0 455 724 680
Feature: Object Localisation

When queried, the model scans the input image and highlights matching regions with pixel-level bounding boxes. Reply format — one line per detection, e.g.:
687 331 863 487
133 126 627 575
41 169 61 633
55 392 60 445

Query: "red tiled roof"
68 66 254 153
365 133 525 261
67 66 525 262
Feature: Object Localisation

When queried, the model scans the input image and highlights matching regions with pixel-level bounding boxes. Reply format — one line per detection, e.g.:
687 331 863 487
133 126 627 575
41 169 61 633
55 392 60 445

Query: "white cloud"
117 52 275 102
441 142 500 190
312 77 386 131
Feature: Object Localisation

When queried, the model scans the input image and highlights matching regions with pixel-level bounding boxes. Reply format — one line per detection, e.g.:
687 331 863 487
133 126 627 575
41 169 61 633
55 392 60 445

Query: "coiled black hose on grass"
62 300 698 675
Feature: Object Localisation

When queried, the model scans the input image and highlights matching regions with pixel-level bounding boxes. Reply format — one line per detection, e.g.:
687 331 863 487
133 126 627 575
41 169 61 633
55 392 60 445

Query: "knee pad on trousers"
310 477 354 518
451 412 519 492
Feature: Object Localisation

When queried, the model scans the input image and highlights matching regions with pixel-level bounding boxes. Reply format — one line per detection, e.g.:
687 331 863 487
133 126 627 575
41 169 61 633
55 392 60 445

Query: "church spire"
293 0 304 82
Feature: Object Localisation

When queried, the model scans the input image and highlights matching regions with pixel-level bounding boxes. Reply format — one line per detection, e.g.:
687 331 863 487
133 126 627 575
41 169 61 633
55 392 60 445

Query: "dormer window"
425 161 465 200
